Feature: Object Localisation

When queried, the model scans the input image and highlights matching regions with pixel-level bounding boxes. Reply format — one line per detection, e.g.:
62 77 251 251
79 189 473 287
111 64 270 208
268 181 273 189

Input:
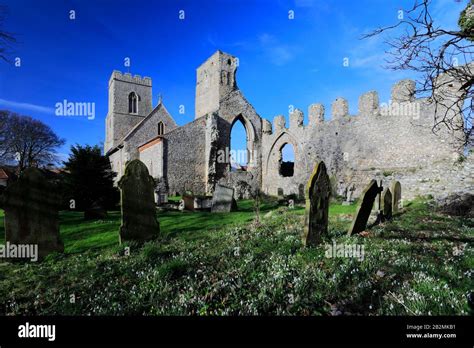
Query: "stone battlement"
109 70 152 87
263 78 461 136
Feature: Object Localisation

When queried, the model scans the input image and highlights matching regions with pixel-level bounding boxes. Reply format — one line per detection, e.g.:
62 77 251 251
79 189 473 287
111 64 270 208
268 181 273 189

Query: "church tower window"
128 92 138 114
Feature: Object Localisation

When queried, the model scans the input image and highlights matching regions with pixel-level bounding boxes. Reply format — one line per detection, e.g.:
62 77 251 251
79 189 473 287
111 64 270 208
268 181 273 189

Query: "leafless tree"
0 110 7 158
0 110 65 172
0 5 16 63
364 0 473 146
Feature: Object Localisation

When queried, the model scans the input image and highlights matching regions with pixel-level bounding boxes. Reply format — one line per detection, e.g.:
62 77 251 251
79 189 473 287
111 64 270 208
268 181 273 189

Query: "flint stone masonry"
118 160 159 243
273 115 286 132
303 161 331 247
308 103 325 125
358 91 379 116
105 50 470 204
0 168 63 259
391 79 416 102
331 98 349 119
290 109 304 128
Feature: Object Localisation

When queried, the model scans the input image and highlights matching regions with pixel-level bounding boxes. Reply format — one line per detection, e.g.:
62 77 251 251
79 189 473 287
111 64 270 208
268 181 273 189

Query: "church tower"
195 50 238 119
104 71 153 153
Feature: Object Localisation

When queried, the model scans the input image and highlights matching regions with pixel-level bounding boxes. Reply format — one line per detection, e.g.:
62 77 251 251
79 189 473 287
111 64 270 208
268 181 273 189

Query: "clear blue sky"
0 0 465 164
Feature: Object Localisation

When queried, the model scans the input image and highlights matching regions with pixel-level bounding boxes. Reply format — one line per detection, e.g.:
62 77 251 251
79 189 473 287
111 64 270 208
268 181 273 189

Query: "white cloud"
258 33 296 66
0 99 55 114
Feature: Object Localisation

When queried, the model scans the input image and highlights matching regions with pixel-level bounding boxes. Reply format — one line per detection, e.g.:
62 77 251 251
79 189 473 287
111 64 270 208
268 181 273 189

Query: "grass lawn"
0 197 472 316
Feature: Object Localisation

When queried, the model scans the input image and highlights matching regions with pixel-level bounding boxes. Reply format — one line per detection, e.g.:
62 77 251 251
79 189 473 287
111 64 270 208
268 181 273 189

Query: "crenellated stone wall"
261 78 468 200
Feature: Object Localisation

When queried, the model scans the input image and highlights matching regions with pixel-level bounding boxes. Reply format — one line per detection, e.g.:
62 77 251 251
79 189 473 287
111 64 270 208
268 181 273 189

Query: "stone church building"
105 51 472 200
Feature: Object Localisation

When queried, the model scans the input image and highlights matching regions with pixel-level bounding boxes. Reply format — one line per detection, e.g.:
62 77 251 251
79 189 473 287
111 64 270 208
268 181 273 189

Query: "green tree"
62 144 119 218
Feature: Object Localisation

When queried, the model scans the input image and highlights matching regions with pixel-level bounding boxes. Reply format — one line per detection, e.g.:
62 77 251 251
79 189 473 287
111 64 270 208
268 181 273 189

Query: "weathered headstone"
182 191 195 211
303 161 331 247
277 188 284 198
382 187 393 220
348 180 382 235
1 168 63 259
342 183 355 205
211 184 236 213
118 160 159 243
391 181 402 214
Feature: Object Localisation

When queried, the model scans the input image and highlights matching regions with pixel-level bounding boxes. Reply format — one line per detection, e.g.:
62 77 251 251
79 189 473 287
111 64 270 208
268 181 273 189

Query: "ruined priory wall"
262 80 466 200
210 90 263 198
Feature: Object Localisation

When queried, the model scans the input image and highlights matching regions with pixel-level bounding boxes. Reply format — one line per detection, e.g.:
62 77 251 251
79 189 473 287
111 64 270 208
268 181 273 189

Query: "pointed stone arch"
230 114 257 169
264 131 302 177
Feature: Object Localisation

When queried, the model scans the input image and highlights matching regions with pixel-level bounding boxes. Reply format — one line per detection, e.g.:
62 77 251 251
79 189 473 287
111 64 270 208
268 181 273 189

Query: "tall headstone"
1 168 63 259
391 181 402 214
348 180 382 236
211 184 236 213
118 160 159 243
303 161 331 247
382 187 393 220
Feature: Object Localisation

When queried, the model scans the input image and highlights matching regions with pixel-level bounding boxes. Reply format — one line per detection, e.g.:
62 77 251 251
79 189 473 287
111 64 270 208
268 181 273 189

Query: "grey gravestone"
348 180 382 235
211 184 236 213
1 168 63 259
118 160 159 243
303 161 331 247
342 183 355 205
382 187 392 220
391 181 402 214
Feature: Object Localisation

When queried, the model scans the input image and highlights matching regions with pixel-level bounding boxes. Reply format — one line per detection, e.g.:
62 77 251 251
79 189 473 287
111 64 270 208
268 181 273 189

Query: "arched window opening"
279 143 294 177
230 118 248 172
128 92 138 114
157 121 165 136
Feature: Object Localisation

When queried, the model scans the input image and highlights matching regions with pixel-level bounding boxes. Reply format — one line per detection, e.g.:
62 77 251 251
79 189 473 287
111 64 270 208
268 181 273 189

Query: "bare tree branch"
0 5 16 63
363 0 474 146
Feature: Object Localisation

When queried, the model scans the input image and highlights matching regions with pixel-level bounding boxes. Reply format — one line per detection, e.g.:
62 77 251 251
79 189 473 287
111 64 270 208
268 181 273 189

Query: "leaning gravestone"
382 187 393 220
303 161 331 247
211 184 236 213
118 160 159 243
348 180 382 236
0 168 63 259
391 181 402 214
